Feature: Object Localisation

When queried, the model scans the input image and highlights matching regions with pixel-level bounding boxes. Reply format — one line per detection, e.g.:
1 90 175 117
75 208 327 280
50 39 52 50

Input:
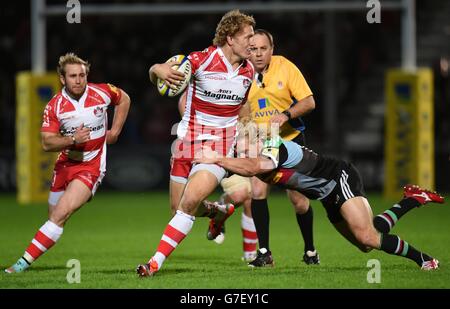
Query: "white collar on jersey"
62 86 88 105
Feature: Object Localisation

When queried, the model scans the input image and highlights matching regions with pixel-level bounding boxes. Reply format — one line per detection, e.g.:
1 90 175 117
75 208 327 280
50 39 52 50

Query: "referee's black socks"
296 206 315 253
251 198 270 251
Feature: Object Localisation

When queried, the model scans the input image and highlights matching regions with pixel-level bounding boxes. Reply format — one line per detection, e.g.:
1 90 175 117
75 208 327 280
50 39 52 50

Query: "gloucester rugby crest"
243 78 251 89
93 106 103 117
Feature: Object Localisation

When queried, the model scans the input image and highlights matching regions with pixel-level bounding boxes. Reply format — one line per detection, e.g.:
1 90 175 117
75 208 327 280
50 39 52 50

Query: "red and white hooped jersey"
177 46 254 157
41 83 122 164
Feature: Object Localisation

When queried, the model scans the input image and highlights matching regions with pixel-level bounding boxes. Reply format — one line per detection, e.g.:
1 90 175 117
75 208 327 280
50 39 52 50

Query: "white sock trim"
161 235 178 248
170 211 195 235
176 210 196 221
153 252 165 268
305 250 317 257
241 213 256 232
41 220 63 241
31 239 47 252
23 252 35 263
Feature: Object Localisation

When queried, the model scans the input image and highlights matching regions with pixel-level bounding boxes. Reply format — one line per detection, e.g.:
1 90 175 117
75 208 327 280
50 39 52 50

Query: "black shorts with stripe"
320 161 366 223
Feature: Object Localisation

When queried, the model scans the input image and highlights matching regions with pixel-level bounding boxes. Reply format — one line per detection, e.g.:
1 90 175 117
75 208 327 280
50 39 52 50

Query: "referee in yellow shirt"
248 29 318 267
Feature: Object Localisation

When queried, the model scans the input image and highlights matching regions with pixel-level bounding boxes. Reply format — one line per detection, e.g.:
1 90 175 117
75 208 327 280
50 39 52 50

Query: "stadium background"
0 0 449 290
1 0 449 193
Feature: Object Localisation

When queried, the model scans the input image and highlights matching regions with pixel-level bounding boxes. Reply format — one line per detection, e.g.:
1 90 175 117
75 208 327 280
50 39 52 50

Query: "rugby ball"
157 54 192 97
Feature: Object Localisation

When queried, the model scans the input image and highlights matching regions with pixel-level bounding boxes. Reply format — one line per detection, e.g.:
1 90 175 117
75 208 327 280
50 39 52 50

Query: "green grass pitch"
0 191 449 288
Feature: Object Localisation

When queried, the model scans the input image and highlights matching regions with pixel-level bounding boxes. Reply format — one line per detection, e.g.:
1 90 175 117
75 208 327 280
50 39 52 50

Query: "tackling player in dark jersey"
194 134 445 270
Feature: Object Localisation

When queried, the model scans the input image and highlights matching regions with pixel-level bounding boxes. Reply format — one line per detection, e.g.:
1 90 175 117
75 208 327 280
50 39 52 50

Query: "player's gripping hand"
193 146 219 164
152 61 186 89
269 113 289 127
73 124 90 144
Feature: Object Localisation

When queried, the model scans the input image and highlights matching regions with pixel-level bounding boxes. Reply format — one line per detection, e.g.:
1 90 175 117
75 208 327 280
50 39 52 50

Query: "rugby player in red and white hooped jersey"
5 53 130 273
137 10 255 276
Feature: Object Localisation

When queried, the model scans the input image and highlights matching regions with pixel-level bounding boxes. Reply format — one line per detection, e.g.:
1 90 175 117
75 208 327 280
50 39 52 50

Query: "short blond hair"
213 10 255 47
237 120 279 143
57 52 90 77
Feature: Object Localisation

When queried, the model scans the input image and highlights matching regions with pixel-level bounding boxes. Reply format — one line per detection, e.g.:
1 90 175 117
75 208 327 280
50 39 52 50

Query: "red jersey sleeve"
92 83 122 105
41 97 60 133
188 46 216 75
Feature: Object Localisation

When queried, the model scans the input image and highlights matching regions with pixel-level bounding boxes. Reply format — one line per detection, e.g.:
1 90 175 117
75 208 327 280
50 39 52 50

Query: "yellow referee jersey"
248 55 313 141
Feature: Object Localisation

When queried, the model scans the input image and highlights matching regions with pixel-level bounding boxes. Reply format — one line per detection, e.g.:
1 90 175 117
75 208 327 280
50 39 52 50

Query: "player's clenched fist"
73 124 90 144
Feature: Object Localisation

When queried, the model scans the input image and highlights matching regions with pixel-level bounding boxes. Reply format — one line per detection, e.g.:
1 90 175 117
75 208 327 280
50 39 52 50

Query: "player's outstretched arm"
194 155 275 177
107 89 131 145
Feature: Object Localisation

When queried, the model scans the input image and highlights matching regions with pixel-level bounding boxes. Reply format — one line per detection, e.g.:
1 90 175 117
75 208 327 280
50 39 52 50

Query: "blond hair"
237 120 279 143
57 52 90 77
213 10 255 47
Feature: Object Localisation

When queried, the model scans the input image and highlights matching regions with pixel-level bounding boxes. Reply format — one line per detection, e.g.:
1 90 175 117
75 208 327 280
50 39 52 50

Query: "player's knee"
169 202 178 215
289 193 309 214
179 195 201 214
251 178 268 199
50 197 81 225
229 189 250 206
292 199 309 214
49 208 70 226
251 187 267 199
356 230 378 250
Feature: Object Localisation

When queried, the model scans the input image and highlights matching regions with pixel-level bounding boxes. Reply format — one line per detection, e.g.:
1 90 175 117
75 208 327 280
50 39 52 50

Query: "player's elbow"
306 96 315 112
120 91 131 107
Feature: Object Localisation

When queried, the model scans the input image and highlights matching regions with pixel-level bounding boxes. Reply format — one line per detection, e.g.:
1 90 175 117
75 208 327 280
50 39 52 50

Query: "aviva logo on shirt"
258 98 270 109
